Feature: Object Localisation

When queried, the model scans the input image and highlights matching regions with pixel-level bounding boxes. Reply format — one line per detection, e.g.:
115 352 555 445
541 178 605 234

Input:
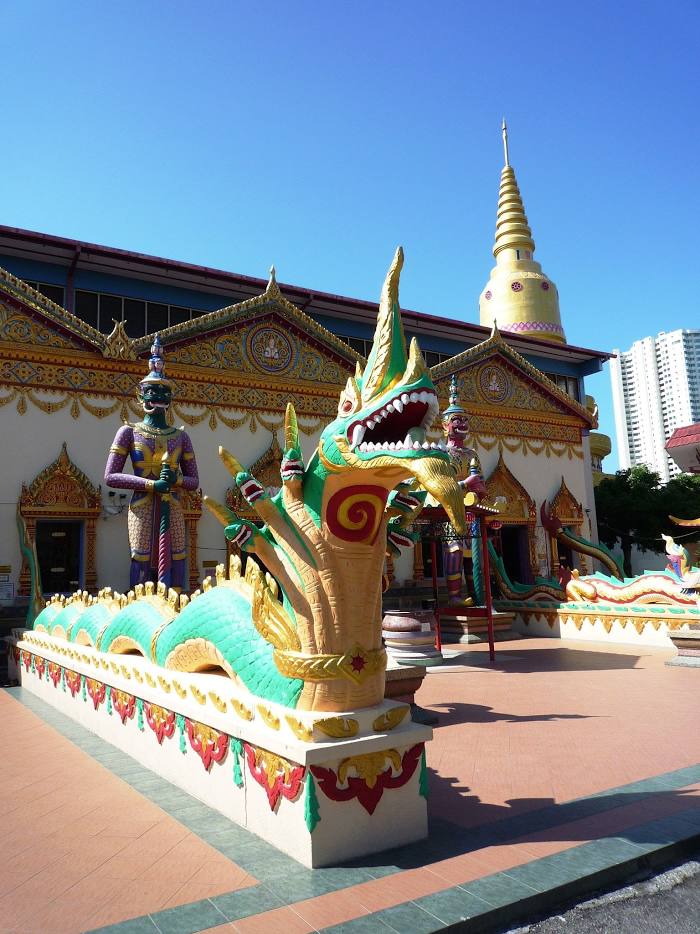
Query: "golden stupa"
479 121 566 343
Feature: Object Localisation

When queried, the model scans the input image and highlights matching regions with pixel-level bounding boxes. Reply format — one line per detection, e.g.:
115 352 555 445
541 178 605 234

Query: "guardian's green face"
139 381 172 414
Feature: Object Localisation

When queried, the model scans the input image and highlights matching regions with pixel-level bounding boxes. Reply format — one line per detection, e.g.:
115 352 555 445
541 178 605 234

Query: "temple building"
0 130 610 603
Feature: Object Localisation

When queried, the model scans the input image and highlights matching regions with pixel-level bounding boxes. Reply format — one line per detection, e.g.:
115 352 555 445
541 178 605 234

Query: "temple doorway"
499 525 532 584
18 444 100 598
35 520 82 594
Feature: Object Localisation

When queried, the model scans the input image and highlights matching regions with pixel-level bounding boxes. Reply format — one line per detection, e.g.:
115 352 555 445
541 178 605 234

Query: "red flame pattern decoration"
146 703 176 745
64 669 82 698
112 690 136 724
310 743 423 815
48 662 61 687
186 719 229 770
244 742 305 810
86 678 106 710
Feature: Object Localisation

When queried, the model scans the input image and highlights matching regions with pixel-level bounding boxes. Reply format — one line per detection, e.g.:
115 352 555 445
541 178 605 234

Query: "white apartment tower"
610 329 700 482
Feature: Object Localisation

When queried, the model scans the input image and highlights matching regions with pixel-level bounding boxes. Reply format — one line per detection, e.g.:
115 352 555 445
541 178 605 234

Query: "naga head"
318 248 466 532
138 334 173 418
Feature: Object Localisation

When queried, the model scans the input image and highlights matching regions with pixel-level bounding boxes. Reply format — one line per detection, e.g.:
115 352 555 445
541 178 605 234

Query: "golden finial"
265 264 281 297
502 117 510 167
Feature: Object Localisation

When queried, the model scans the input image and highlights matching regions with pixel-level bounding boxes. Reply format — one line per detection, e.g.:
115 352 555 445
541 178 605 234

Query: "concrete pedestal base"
9 631 431 868
439 610 516 643
667 627 700 667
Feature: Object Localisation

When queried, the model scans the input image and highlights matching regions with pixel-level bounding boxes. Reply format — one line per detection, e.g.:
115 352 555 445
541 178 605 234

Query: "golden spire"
479 122 566 344
493 128 535 259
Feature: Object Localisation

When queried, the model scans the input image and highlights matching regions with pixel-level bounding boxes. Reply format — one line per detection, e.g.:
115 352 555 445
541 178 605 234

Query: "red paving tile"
233 905 316 933
423 639 700 828
3 638 700 933
0 690 256 934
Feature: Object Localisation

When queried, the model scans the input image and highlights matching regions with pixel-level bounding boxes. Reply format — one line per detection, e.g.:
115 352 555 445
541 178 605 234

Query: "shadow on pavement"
345 781 700 872
428 701 594 727
441 646 646 674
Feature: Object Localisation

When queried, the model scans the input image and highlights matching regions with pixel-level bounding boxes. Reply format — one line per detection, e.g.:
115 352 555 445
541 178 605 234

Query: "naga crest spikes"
284 402 299 451
360 247 409 403
219 446 245 479
203 495 236 527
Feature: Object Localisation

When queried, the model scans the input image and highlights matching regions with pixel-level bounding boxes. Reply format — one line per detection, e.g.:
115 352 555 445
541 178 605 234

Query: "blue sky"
3 1 699 465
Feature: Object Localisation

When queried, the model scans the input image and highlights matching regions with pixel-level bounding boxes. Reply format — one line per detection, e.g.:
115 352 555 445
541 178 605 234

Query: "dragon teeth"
393 399 404 413
350 424 366 449
401 393 410 404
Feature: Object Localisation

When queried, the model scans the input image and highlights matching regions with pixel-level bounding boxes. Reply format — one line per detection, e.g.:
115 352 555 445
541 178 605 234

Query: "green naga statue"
34 249 465 714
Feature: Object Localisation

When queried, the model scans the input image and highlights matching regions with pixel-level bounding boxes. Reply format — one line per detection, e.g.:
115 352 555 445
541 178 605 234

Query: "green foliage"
595 466 700 576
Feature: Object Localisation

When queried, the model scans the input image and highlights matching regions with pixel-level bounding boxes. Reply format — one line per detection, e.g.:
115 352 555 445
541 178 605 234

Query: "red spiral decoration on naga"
325 485 389 544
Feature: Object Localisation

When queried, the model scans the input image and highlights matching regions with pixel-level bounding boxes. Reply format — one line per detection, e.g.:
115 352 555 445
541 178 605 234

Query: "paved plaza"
2 637 699 933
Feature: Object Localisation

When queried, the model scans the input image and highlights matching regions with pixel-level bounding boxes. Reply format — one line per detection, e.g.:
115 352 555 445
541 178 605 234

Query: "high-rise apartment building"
610 329 700 481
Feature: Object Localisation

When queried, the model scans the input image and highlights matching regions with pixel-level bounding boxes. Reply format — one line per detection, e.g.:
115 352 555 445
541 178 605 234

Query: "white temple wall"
474 444 593 521
0 402 323 598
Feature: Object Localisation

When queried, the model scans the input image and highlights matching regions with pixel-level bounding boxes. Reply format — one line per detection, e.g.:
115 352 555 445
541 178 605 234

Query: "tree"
595 466 700 576
660 472 700 566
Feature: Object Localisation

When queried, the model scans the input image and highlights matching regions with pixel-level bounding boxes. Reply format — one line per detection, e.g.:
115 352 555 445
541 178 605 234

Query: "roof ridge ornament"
102 319 136 360
266 264 282 298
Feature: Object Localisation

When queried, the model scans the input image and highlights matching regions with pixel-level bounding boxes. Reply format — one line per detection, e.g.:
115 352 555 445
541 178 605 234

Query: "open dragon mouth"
347 389 443 454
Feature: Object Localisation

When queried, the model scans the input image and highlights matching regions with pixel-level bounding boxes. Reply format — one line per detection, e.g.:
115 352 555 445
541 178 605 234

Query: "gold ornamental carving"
273 645 387 685
550 476 584 526
315 717 359 739
372 707 409 732
338 749 402 788
285 715 313 742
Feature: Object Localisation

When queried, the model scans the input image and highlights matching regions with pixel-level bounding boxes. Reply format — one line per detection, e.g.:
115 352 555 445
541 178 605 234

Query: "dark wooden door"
35 520 82 595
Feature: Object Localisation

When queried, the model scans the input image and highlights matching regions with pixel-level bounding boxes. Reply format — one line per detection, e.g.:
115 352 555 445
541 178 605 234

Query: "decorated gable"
484 454 535 524
135 274 361 389
0 268 104 353
0 302 89 352
432 327 594 456
164 308 355 387
0 269 362 430
549 476 584 527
